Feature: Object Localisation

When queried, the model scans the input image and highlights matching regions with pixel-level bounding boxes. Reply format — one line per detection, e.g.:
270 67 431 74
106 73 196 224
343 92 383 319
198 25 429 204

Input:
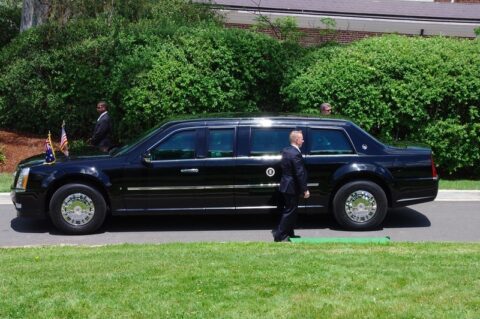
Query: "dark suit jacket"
92 112 112 150
279 145 308 195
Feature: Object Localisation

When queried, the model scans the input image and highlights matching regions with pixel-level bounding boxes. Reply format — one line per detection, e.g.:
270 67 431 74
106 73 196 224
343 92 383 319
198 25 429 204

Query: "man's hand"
304 190 310 199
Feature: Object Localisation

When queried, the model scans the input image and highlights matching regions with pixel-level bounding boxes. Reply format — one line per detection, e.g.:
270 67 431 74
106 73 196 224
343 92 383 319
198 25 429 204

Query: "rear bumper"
391 177 438 207
10 190 46 218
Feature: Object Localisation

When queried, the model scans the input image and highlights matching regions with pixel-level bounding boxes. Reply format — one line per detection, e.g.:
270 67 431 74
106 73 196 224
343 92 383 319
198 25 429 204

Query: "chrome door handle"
180 168 199 174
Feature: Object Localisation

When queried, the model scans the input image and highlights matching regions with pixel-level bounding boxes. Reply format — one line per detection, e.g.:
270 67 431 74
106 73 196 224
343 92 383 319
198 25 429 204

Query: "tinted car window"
151 130 196 160
250 128 292 156
309 129 354 155
208 129 234 158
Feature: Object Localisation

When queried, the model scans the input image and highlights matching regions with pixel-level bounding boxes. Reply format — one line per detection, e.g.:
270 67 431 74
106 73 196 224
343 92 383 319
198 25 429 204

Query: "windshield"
111 124 164 156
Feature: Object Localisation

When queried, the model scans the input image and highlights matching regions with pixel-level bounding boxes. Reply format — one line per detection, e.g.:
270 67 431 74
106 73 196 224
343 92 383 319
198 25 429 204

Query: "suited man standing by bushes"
273 130 310 242
90 101 112 152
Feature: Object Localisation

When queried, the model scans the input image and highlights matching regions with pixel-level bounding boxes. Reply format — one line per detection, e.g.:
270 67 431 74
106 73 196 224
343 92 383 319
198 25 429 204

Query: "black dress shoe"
274 236 290 242
271 230 278 241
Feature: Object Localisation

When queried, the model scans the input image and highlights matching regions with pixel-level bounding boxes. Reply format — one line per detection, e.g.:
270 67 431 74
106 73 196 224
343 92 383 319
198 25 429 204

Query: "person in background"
320 102 332 116
91 101 112 152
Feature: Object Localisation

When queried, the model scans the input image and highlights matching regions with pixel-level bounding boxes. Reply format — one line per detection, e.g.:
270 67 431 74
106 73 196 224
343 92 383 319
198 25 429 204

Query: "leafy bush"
0 0 226 139
422 109 480 176
282 35 480 175
113 27 288 138
0 23 115 137
0 9 293 140
0 0 21 48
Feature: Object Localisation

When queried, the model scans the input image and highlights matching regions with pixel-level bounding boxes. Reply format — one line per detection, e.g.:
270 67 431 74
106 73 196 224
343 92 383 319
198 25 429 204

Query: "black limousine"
11 116 438 234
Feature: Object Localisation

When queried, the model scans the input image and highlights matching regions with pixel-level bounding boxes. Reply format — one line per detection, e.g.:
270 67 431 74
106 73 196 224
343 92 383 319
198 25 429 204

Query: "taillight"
431 155 438 179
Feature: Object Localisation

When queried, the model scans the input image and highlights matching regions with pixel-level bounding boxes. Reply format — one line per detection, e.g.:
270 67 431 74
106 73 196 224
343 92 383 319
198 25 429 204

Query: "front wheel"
49 183 107 235
332 180 388 230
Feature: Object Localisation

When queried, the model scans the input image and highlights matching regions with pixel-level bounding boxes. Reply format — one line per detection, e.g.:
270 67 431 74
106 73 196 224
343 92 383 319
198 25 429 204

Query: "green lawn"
0 243 479 318
0 172 12 192
439 179 480 190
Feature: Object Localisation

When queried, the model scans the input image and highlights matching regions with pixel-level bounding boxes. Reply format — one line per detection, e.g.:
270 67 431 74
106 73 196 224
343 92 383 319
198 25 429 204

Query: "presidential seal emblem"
266 167 275 177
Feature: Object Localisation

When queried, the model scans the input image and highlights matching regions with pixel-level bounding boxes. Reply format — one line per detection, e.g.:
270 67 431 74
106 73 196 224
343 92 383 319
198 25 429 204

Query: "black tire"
332 180 388 230
49 183 107 235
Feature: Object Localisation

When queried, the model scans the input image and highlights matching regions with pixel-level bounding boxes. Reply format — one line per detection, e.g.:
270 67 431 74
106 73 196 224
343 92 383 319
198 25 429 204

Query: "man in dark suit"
273 130 310 242
91 101 112 152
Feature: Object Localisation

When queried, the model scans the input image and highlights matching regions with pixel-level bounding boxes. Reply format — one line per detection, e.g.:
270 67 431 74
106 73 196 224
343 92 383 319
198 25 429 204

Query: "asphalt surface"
1 199 479 247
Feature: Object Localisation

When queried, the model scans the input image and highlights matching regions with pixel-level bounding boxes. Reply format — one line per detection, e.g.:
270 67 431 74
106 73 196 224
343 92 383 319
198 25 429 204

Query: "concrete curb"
435 190 480 201
2 190 480 205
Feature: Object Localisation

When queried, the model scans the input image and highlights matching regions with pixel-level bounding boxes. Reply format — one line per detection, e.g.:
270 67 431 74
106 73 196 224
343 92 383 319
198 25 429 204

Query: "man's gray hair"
289 130 303 143
320 102 331 111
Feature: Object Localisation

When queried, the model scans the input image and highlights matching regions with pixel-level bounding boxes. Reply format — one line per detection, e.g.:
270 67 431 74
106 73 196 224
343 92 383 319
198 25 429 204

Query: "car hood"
18 148 110 169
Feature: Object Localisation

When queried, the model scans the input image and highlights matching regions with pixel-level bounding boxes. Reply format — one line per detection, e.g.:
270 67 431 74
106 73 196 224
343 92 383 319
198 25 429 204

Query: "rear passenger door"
202 127 236 212
235 126 306 211
305 127 357 211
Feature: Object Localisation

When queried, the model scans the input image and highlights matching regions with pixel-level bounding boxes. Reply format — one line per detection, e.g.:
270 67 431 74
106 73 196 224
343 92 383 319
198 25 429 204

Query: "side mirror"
142 152 152 164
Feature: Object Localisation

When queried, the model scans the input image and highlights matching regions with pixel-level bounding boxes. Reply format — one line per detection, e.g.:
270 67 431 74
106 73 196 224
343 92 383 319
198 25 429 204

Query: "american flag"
44 131 56 164
60 122 69 156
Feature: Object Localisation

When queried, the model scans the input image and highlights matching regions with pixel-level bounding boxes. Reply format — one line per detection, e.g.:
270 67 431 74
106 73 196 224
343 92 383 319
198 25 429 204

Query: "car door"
121 127 207 213
304 127 357 212
145 128 208 212
202 127 236 212
235 126 307 211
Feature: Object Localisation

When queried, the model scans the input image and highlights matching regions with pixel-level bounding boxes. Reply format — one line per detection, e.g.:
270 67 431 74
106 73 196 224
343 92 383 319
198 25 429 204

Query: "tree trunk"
20 0 50 32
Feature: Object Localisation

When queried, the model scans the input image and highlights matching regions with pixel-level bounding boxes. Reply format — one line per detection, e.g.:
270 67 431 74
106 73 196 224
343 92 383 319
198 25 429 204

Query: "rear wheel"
332 180 387 230
49 183 107 235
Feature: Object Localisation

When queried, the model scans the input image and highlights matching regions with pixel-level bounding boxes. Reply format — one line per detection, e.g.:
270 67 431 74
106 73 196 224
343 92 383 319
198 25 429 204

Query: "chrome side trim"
205 185 235 189
127 183 282 191
236 206 277 210
116 205 326 212
127 182 320 191
237 183 280 189
306 154 359 158
396 195 436 203
127 186 205 191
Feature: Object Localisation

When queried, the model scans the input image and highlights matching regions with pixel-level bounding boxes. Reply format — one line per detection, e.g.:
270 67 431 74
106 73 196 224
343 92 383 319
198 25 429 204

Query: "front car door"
121 127 206 213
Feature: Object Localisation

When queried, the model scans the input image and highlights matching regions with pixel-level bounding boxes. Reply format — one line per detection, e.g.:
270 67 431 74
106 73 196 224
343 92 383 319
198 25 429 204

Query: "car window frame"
306 126 358 156
248 125 302 157
206 127 237 159
147 127 202 162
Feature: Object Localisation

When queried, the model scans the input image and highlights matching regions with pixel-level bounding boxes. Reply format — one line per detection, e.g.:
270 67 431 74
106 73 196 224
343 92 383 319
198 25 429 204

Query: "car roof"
162 113 353 128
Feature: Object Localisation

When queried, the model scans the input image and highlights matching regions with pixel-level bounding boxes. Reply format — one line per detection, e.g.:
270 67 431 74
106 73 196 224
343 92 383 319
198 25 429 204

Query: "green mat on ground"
289 236 391 244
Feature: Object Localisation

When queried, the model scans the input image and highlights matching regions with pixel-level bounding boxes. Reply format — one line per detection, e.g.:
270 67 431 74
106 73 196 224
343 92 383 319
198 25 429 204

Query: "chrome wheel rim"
345 190 377 223
61 193 95 226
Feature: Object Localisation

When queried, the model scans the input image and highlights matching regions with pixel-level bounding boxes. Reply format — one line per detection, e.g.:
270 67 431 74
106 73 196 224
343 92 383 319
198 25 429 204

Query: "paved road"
1 201 479 247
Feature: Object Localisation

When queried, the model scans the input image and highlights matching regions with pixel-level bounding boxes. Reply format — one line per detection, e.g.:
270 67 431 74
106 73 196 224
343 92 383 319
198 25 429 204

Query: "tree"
20 0 50 31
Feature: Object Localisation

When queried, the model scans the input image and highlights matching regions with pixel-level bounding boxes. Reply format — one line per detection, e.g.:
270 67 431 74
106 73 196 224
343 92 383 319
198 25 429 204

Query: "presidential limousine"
11 116 439 234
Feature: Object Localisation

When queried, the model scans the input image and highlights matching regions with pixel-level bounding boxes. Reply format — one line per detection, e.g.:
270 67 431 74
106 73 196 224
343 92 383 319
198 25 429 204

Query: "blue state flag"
44 132 56 164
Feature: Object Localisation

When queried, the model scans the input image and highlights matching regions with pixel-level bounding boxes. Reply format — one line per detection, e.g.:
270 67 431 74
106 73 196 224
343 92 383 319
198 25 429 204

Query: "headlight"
15 168 30 191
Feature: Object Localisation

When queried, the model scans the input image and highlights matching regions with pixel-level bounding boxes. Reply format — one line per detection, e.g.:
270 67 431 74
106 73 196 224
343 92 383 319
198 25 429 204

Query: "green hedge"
282 35 480 175
0 1 21 48
0 17 292 140
0 20 116 137
112 27 288 138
